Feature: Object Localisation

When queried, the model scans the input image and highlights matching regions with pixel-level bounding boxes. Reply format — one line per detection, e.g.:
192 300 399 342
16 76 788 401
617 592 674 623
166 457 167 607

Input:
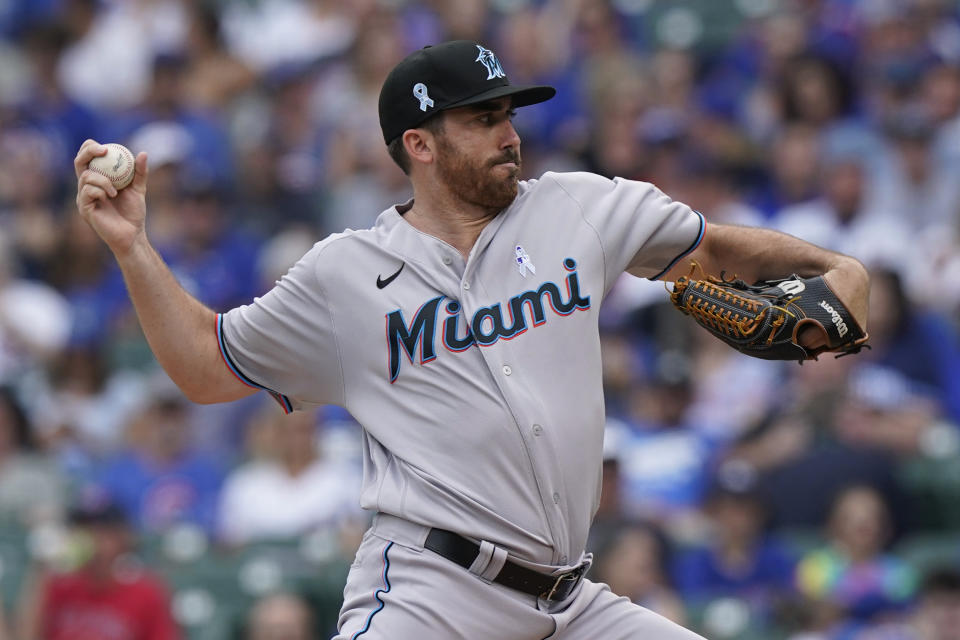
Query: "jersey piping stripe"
650 209 706 281
216 314 293 414
351 541 393 639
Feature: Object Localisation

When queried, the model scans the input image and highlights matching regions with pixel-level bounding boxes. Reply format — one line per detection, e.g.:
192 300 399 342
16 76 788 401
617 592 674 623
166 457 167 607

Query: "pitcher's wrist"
114 231 152 266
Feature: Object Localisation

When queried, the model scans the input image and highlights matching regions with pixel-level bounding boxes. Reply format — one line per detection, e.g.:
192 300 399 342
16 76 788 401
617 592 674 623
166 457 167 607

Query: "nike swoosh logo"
376 263 405 289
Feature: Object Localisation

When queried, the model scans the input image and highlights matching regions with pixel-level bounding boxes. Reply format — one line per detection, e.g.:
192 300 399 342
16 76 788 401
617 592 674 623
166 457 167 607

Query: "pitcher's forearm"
116 236 254 404
700 224 854 282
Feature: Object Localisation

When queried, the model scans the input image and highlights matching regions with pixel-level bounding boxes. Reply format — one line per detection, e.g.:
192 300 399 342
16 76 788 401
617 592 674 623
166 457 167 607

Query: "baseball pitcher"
74 40 869 640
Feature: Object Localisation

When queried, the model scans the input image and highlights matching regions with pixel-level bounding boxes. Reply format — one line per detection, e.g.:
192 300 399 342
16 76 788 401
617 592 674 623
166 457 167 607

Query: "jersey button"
552 492 560 504
463 282 471 290
442 256 452 265
502 365 512 376
560 555 568 564
532 424 543 436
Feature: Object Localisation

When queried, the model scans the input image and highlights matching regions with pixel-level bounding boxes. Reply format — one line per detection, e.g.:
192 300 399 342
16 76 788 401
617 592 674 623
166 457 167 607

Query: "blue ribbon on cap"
413 83 434 112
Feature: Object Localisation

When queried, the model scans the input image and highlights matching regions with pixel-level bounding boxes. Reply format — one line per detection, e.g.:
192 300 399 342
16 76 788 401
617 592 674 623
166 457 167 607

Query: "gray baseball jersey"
217 171 704 568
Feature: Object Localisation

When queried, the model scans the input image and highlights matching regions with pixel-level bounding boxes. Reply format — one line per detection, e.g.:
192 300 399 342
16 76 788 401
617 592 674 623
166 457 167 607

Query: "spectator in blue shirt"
159 178 264 311
611 357 725 525
859 267 960 425
96 373 224 536
674 473 797 622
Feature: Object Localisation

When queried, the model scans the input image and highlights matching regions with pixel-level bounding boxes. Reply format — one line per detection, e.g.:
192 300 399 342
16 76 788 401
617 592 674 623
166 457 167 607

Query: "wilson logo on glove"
818 300 849 337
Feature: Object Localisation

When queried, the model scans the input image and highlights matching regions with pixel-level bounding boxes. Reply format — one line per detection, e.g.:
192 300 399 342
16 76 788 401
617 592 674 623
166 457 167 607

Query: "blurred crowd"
0 0 959 638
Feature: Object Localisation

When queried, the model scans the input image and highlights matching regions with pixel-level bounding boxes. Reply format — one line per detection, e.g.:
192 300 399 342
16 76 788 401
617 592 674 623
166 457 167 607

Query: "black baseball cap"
378 40 556 145
69 491 128 527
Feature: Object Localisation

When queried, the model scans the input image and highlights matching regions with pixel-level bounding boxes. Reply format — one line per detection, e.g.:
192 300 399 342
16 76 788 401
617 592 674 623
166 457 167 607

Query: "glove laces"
670 263 791 344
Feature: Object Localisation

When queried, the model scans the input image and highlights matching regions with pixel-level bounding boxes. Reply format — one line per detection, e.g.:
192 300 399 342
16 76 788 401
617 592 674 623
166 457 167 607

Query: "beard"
435 135 521 212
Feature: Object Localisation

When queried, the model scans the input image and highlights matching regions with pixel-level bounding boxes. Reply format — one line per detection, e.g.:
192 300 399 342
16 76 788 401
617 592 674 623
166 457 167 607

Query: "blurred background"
0 0 959 638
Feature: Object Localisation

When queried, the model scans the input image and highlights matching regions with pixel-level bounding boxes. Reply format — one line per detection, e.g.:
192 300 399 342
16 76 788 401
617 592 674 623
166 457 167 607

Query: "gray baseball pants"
334 514 705 640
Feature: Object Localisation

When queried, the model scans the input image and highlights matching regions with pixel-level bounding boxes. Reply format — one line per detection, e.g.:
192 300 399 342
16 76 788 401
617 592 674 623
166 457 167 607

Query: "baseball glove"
670 263 869 363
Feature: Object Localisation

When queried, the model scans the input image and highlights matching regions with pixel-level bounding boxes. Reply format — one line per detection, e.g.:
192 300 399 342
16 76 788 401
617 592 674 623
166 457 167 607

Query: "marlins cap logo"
475 45 506 80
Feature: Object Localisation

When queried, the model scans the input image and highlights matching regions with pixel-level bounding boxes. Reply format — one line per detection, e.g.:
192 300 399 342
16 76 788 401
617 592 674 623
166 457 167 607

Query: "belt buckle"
543 565 584 601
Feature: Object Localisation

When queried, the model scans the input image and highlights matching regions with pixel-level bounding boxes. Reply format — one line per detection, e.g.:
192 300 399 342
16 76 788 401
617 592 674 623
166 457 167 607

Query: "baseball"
88 143 136 191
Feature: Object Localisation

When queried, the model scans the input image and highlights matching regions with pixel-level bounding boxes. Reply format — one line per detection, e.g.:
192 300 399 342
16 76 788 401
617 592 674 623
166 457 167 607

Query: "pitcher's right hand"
74 139 149 258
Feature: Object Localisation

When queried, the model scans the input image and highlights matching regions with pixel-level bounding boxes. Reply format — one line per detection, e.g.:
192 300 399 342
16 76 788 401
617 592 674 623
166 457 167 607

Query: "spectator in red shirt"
21 497 180 640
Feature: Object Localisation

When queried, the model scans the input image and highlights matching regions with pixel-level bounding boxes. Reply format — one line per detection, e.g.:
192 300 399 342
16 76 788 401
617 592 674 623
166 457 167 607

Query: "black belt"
424 528 586 602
